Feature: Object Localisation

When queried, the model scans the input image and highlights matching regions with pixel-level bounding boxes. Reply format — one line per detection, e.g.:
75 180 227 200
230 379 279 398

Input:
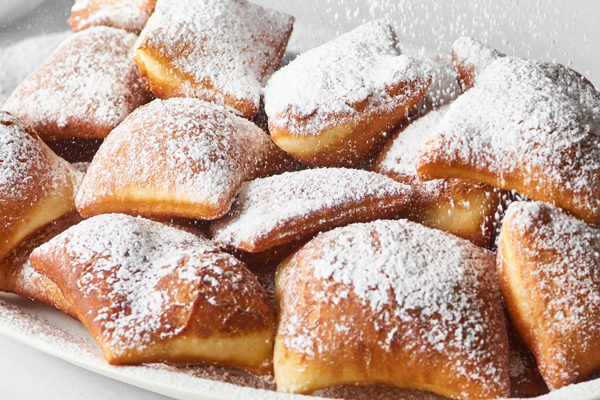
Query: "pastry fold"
69 0 156 34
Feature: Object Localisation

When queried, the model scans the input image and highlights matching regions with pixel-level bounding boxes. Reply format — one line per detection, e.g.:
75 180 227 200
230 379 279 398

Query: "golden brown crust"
498 201 600 389
0 213 82 317
2 27 152 141
69 0 156 34
29 214 274 373
275 219 510 399
76 98 295 221
0 112 81 262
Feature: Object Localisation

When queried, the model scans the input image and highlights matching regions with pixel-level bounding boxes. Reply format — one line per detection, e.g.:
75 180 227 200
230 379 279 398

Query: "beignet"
416 56 600 223
275 219 510 399
69 0 156 34
210 168 412 253
374 107 500 247
3 26 151 141
498 201 600 389
264 20 431 167
76 98 294 220
134 0 293 118
0 111 81 261
29 213 274 372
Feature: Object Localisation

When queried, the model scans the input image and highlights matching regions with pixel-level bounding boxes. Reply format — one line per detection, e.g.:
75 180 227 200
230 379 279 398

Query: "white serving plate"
1 1 600 399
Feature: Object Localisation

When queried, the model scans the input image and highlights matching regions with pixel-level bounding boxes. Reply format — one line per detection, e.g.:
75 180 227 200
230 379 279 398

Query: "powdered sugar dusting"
77 98 285 218
264 20 431 135
501 201 600 385
137 0 293 114
210 168 412 251
452 36 505 83
70 0 155 33
419 56 600 219
2 26 150 140
278 219 508 396
31 213 265 356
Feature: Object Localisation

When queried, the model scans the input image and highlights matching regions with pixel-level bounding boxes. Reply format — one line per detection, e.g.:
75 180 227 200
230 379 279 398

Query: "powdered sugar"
210 168 412 251
451 36 505 81
136 0 293 115
418 56 600 219
0 112 81 232
2 26 150 140
278 219 507 396
264 20 431 135
31 213 264 355
501 201 600 386
70 0 155 33
76 98 285 219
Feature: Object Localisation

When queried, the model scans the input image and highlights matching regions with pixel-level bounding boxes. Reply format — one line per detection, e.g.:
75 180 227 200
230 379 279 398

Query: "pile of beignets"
1 1 599 399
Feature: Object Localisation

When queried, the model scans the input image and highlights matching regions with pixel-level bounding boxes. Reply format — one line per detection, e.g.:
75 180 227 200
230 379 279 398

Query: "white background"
0 0 599 399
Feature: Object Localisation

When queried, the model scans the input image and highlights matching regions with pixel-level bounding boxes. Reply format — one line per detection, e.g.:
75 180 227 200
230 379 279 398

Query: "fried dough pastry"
0 112 81 262
134 0 293 118
498 201 600 389
374 107 500 247
2 26 151 141
451 36 504 91
29 213 274 372
76 98 294 220
264 20 431 168
69 0 156 34
0 213 82 318
416 56 600 223
210 168 412 253
275 219 510 399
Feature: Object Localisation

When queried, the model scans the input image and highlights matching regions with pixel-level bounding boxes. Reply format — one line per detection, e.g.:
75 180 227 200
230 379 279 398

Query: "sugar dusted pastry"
29 213 274 372
69 0 156 34
275 219 510 399
498 201 600 389
2 26 151 141
134 0 293 118
374 107 500 246
451 36 505 91
0 111 81 262
264 20 431 168
417 56 600 223
0 213 81 318
76 98 294 220
210 168 412 253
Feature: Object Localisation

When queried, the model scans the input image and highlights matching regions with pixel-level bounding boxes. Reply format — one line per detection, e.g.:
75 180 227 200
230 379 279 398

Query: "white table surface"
0 1 599 399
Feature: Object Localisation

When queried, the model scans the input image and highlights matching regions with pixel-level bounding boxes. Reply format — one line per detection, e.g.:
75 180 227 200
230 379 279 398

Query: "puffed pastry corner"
29 213 274 373
498 201 600 390
275 219 510 399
